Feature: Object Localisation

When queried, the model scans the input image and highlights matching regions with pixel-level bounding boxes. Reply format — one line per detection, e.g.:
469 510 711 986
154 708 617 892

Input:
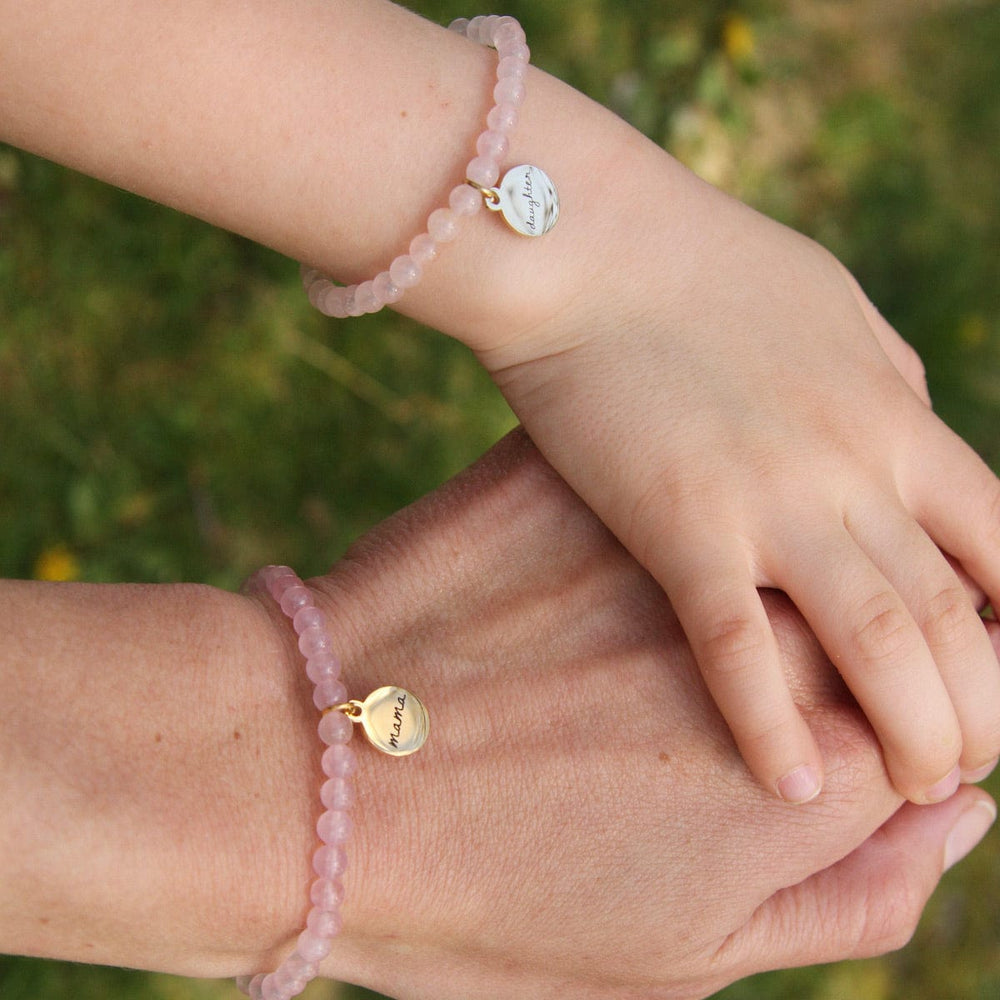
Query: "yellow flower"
722 14 755 62
34 544 81 582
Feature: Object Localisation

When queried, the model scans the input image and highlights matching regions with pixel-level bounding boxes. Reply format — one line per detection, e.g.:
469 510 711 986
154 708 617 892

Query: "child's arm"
3 0 998 803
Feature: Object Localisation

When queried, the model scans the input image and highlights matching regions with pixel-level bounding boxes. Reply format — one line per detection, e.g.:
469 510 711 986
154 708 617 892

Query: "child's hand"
482 185 1000 805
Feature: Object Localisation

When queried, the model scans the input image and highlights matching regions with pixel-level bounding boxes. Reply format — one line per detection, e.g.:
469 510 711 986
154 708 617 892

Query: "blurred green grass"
2 1 999 998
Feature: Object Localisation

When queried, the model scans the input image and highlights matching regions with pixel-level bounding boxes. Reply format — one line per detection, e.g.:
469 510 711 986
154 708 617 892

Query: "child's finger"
843 499 1000 778
903 421 1000 614
776 526 963 803
660 539 824 803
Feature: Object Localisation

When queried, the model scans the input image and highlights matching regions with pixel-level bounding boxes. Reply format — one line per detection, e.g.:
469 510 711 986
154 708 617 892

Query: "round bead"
247 974 265 1000
313 844 349 880
449 183 483 216
494 76 526 107
321 742 359 778
372 270 403 305
427 207 460 242
318 710 353 745
292 606 324 635
311 876 346 911
409 232 439 264
279 952 317 983
313 678 348 712
279 585 312 617
344 287 365 318
296 928 333 964
466 155 500 188
388 254 423 289
318 285 350 319
298 626 332 658
307 906 343 938
476 129 510 162
306 652 341 685
355 280 379 314
499 45 530 70
487 102 519 134
320 775 356 810
317 808 354 845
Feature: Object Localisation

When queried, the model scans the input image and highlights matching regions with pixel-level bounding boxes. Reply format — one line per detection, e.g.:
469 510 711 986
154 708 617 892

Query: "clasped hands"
2 431 994 1000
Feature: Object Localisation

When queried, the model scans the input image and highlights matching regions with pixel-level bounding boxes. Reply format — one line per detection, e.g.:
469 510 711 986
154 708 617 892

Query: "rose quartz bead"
409 232 439 264
476 128 510 162
427 207 460 242
320 775 356 810
306 652 341 685
264 970 294 1000
292 606 324 635
279 953 317 983
307 906 343 938
296 928 333 964
313 678 348 711
298 626 332 658
322 742 358 778
499 43 530 66
497 54 527 80
372 270 403 305
354 280 379 314
235 975 253 995
318 710 352 745
311 876 346 911
279 585 312 617
487 102 519 133
466 155 500 188
449 183 482 216
344 287 365 318
265 568 297 595
313 844 349 879
317 808 353 845
388 254 422 289
494 76 526 107
448 17 470 34
318 284 350 319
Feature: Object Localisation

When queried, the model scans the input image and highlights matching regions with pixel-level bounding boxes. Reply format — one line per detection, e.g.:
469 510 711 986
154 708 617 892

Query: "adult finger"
719 787 996 976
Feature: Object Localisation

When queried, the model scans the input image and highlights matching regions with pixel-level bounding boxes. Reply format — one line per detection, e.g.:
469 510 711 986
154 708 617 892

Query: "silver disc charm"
355 686 430 756
487 164 559 237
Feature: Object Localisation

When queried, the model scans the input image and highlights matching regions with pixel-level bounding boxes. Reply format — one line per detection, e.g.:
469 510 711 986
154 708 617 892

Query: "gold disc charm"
331 686 430 757
483 164 560 237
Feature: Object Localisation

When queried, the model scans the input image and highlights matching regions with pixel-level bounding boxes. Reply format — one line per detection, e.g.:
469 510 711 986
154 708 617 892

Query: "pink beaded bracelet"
237 565 429 1000
301 13 559 319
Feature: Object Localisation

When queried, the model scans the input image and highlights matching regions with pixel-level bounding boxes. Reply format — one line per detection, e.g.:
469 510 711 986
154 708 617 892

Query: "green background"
2 0 999 997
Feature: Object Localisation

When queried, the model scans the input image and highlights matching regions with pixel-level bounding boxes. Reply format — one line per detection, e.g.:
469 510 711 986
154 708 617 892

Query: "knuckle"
698 615 769 680
850 856 925 958
849 593 915 666
920 582 974 649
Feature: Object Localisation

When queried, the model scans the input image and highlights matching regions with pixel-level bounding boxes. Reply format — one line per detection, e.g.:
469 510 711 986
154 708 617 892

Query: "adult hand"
2 432 994 1000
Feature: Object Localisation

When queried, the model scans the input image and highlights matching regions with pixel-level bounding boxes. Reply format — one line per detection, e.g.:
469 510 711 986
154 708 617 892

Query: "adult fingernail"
776 764 822 804
925 765 961 804
944 799 996 872
962 758 999 784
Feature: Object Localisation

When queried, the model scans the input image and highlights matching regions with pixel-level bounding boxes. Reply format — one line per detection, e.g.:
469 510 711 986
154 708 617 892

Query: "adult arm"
1 431 994 998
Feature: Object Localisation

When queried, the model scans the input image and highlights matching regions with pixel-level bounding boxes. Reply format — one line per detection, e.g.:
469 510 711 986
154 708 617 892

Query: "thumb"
721 787 996 974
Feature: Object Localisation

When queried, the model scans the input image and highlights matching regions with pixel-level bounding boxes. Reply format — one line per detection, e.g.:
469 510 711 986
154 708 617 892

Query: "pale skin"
1 430 997 999
3 0 1000 804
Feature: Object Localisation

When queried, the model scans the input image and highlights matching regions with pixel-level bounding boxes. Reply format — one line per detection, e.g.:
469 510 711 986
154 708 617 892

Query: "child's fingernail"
926 766 962 804
944 799 996 872
776 764 822 804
